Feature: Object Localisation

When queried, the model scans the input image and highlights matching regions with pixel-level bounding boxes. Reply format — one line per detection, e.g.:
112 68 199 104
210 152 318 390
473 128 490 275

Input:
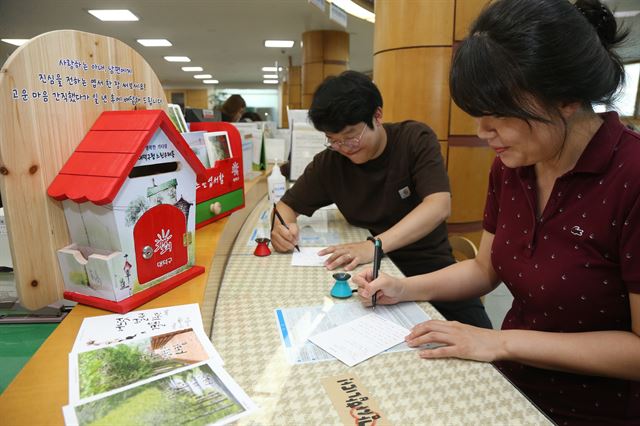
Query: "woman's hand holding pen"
271 222 300 252
352 269 405 306
318 241 373 271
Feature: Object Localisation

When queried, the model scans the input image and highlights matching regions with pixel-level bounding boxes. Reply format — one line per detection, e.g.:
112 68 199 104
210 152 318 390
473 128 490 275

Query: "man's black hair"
308 70 383 133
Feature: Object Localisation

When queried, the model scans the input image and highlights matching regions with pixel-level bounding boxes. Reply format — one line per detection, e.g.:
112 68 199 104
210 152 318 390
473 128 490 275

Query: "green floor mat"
0 323 58 393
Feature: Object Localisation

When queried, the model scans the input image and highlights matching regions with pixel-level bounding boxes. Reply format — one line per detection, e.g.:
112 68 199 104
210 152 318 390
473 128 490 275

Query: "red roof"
48 110 206 205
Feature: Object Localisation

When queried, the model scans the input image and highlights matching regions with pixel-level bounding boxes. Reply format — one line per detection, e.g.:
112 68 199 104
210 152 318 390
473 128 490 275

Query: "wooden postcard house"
47 110 206 312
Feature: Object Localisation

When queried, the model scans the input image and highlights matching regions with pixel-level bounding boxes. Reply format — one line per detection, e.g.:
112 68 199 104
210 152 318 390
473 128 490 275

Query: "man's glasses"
324 124 368 152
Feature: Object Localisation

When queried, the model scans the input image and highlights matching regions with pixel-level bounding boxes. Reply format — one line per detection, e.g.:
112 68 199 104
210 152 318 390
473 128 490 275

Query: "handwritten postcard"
309 313 409 367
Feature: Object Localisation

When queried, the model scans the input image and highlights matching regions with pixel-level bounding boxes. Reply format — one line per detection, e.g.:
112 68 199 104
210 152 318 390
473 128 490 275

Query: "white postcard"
63 361 256 426
291 247 329 267
71 304 206 353
68 326 223 403
203 131 232 167
182 131 210 168
309 313 409 367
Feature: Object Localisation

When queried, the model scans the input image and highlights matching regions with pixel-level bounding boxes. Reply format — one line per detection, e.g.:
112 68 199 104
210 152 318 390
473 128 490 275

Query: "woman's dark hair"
240 111 262 122
450 0 629 122
221 94 246 116
308 71 383 133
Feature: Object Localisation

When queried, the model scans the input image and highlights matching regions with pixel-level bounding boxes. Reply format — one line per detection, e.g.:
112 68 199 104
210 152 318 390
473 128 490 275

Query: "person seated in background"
240 111 262 122
270 70 492 329
220 94 246 122
354 0 640 424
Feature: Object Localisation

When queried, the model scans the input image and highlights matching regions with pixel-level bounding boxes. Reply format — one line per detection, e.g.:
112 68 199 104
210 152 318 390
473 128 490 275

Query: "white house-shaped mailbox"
48 110 206 313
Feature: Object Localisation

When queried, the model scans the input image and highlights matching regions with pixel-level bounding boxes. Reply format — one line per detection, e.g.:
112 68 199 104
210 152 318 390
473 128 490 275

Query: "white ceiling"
0 0 638 90
0 0 374 89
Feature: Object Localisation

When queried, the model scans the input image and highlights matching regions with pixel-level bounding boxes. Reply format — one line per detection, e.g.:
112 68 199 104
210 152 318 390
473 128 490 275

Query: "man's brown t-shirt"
282 121 454 275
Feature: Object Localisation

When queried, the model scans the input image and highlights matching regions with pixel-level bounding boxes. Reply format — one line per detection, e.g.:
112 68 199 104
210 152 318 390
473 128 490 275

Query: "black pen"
273 203 300 252
371 238 382 310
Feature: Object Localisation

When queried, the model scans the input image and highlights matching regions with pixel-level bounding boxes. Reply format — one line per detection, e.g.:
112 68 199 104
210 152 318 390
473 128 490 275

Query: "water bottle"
267 161 286 203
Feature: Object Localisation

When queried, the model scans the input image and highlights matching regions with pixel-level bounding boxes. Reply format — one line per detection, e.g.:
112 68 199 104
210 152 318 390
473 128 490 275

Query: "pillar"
280 66 302 128
301 30 349 109
373 0 492 247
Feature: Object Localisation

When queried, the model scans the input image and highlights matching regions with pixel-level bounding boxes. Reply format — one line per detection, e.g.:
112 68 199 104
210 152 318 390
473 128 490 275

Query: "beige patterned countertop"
210 197 552 425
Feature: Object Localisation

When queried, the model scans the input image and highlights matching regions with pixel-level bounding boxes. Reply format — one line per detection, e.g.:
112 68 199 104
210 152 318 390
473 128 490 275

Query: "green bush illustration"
125 196 150 227
70 270 90 286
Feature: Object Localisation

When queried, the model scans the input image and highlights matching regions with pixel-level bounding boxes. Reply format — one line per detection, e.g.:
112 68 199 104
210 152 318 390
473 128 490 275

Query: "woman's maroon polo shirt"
484 112 640 424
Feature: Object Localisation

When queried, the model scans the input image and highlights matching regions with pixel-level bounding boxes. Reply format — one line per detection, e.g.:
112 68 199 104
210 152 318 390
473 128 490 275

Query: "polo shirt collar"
516 111 624 181
569 111 623 175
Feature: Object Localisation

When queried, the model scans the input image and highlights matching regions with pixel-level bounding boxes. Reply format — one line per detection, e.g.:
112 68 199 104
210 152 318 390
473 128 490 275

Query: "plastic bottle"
268 161 287 203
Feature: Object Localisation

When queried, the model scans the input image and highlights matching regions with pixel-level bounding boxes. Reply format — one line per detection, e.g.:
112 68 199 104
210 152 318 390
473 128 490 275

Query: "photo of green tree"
78 328 208 398
73 364 245 426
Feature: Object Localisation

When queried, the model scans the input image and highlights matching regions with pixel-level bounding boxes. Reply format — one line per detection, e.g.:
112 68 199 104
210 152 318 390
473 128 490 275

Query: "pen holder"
254 238 271 257
330 272 352 299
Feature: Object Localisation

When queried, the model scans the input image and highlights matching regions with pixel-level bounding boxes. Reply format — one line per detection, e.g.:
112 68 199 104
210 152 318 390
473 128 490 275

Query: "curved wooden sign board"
0 30 167 310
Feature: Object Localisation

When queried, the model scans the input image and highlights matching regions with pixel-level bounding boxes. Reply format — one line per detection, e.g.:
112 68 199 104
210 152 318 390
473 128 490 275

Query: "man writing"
271 71 490 328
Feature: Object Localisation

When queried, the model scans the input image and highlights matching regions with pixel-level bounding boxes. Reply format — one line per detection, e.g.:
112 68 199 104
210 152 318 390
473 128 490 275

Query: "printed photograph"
77 328 208 399
69 363 246 426
204 131 232 165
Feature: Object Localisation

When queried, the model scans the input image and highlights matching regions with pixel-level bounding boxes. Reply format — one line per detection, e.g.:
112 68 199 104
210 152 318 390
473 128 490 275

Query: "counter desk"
0 173 550 425
209 195 551 425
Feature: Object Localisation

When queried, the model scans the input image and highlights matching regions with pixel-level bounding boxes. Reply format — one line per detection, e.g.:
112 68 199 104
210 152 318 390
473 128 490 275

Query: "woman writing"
354 0 640 423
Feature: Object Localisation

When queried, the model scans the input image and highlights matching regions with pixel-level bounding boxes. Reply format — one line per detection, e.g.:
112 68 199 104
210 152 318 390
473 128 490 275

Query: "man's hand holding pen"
270 205 300 253
271 221 300 252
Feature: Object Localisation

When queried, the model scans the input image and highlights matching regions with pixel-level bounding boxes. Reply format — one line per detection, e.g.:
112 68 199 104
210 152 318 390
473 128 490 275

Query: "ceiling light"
1 39 28 46
263 74 278 79
164 56 191 62
264 40 295 48
88 9 139 21
326 0 375 23
203 80 219 84
261 66 283 72
263 79 279 84
136 39 172 47
182 66 203 72
194 74 213 79
614 10 640 18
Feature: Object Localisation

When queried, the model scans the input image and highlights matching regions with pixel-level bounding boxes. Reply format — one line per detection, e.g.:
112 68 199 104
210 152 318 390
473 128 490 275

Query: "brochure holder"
188 122 246 229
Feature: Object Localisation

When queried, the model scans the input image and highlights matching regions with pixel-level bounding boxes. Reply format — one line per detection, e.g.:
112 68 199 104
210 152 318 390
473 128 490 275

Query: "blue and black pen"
369 237 383 310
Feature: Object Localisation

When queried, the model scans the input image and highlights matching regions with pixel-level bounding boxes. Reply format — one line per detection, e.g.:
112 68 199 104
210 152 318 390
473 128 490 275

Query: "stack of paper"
63 304 256 426
275 301 431 366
